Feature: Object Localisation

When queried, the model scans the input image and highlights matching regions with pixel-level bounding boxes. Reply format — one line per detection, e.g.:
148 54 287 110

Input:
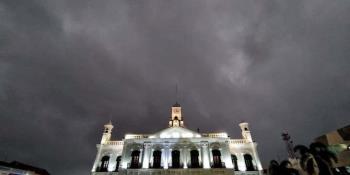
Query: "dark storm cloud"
1 0 350 174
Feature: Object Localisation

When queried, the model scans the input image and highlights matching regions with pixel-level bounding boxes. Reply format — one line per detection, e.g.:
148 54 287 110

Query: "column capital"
200 141 209 147
144 142 152 147
142 144 151 169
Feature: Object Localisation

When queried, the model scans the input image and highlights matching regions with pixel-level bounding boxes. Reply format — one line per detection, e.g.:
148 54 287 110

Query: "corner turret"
239 122 253 142
101 121 113 144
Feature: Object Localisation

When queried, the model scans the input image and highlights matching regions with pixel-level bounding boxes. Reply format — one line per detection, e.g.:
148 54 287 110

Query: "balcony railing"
210 162 226 168
168 163 183 169
126 162 228 169
95 166 108 172
127 163 142 169
229 139 247 144
187 163 203 168
201 133 228 138
149 163 163 169
106 141 124 146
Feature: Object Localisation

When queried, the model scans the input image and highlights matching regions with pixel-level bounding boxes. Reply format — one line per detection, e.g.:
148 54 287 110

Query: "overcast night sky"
1 0 350 174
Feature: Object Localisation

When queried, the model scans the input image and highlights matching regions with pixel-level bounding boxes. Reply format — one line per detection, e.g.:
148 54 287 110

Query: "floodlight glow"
172 132 180 138
183 133 193 138
125 134 133 139
160 133 169 138
122 162 127 169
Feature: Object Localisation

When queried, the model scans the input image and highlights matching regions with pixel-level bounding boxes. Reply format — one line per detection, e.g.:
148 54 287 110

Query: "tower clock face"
174 108 179 113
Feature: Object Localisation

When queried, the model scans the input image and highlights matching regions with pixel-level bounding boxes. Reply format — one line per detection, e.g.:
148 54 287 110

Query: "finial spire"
107 115 112 125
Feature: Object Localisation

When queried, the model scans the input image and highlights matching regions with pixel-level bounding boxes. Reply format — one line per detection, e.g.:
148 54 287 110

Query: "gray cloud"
1 0 350 174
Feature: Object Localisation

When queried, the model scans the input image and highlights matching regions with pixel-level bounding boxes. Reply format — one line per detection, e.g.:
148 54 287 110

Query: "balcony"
168 163 183 169
229 139 248 144
127 163 141 169
187 163 203 168
210 162 226 168
149 163 163 169
118 168 241 175
106 141 124 146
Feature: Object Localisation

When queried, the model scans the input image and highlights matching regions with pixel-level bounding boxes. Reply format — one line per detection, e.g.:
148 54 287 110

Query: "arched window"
190 150 200 168
115 156 121 172
100 156 110 172
153 150 162 168
172 150 181 168
212 149 222 168
130 150 140 168
244 154 254 171
231 154 238 171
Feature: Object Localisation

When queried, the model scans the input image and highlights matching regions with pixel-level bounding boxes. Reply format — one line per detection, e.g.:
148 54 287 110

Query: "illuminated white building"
91 103 263 175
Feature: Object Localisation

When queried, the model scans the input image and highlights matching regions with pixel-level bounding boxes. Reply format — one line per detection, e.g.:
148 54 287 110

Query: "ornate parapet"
229 139 248 144
202 133 229 138
106 141 124 146
125 134 149 139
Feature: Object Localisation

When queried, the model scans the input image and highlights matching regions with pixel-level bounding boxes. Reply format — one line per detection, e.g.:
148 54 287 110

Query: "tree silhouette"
309 142 337 175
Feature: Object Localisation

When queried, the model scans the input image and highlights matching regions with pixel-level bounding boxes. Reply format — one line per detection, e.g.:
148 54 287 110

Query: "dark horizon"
1 0 350 174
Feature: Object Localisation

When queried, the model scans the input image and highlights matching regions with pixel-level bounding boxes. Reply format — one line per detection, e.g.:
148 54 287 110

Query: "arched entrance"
190 150 200 168
153 150 162 168
99 156 109 172
171 150 181 168
244 154 254 171
130 150 140 168
115 156 121 172
231 154 238 171
212 149 222 168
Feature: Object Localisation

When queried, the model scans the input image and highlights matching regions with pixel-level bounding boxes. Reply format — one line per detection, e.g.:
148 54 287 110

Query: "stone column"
209 148 213 167
180 148 184 168
169 148 173 168
238 153 246 171
223 143 234 169
161 148 165 169
183 147 188 169
201 142 210 169
91 145 103 172
139 148 143 166
160 148 167 168
142 143 151 168
251 142 263 171
164 146 169 169
109 153 117 172
150 149 154 167
121 144 129 169
198 148 202 166
181 146 188 169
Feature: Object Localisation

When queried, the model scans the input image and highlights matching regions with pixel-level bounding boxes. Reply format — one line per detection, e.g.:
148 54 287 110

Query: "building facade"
0 161 50 175
91 103 263 175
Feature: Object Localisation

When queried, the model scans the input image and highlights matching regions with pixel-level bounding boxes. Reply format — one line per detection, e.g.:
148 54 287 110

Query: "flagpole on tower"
176 83 178 103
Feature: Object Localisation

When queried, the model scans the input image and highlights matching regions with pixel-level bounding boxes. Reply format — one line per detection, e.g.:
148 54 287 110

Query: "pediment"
149 127 201 139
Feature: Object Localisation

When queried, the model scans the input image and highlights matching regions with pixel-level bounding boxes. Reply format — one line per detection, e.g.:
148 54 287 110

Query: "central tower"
169 102 184 127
